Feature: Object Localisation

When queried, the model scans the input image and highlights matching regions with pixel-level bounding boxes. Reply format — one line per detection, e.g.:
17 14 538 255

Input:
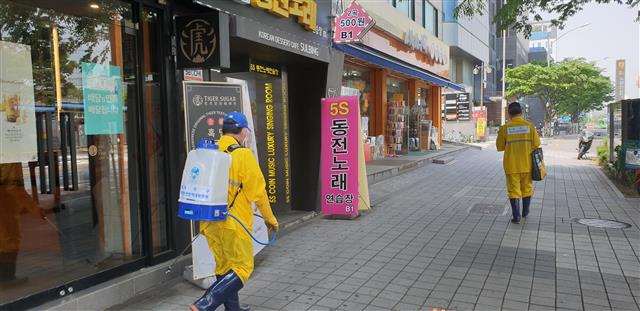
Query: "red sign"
333 2 375 44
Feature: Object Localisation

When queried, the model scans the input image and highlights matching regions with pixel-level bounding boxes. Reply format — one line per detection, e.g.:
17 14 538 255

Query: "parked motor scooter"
577 130 594 160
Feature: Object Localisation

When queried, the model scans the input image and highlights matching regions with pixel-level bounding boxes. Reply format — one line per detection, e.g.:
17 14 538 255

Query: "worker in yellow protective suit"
496 102 541 224
0 162 44 284
190 111 278 311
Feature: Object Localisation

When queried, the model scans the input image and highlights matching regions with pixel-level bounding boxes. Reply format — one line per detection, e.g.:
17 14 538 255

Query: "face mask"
241 129 252 147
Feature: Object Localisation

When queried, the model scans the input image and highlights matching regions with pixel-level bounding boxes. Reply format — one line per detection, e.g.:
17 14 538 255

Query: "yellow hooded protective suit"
199 135 278 283
496 116 541 199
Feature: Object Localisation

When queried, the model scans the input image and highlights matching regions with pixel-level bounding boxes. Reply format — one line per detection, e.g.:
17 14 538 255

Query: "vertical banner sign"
0 41 37 163
333 2 375 44
473 107 487 138
444 93 458 121
81 62 124 135
254 76 291 211
321 96 359 216
183 82 242 149
615 60 625 101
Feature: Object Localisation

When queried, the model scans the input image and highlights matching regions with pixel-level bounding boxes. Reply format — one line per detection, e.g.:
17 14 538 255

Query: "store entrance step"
432 156 454 164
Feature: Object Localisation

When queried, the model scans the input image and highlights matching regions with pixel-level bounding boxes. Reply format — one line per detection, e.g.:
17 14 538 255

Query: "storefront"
184 0 335 215
0 0 334 309
334 1 464 158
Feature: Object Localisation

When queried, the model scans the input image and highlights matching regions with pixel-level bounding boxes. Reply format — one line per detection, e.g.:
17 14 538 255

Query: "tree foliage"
455 0 639 35
555 60 613 122
505 59 613 123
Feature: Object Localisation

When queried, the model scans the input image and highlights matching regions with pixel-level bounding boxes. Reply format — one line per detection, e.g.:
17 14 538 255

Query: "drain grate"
470 203 505 215
574 218 631 229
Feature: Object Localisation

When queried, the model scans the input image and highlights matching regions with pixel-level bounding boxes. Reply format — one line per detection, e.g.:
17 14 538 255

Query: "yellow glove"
265 218 279 235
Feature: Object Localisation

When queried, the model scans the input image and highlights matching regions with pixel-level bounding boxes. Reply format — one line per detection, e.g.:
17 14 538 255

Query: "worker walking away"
496 102 541 224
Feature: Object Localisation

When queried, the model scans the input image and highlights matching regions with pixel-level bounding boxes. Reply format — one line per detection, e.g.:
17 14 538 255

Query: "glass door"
140 6 170 256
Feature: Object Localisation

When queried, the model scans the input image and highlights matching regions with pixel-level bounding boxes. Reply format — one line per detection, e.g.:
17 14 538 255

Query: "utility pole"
501 16 507 125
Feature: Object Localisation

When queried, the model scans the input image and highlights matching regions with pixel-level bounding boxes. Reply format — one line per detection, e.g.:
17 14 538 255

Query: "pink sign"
333 2 375 44
321 96 359 216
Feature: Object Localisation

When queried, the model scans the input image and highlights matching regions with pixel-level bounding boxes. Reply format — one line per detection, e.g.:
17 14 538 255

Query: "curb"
367 146 470 185
279 211 318 233
443 140 494 150
594 166 626 200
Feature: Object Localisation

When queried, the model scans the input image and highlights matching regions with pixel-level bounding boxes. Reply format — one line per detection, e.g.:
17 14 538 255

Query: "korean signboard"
176 12 230 70
444 93 470 121
456 93 470 121
615 59 625 101
254 77 291 211
333 2 375 44
0 41 37 163
183 82 242 149
81 62 124 135
250 0 317 31
249 59 281 77
184 69 204 81
321 96 359 216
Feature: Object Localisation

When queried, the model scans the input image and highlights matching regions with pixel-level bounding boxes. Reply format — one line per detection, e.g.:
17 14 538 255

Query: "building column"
430 85 443 145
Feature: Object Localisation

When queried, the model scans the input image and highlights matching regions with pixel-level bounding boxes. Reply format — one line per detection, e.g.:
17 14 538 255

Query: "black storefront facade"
0 0 338 309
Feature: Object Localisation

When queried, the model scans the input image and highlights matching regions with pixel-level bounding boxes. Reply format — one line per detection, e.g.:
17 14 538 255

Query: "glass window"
386 77 408 155
393 0 413 20
0 0 143 304
410 87 430 151
423 1 438 36
342 64 372 137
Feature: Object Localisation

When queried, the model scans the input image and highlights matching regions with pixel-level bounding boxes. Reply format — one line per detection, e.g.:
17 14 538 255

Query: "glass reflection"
0 0 141 304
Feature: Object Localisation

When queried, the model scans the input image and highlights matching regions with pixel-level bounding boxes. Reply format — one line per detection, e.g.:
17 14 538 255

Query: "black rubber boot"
224 291 250 311
510 198 521 223
191 271 244 311
522 196 531 218
215 275 250 311
0 251 18 282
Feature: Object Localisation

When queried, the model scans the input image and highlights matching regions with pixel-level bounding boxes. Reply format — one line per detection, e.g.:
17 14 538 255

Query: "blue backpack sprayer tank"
166 138 275 274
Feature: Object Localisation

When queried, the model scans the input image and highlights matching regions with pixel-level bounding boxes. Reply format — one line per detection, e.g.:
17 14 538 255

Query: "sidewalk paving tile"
112 142 640 311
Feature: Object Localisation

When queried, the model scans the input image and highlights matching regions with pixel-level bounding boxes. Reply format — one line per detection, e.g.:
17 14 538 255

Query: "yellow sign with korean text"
250 0 317 31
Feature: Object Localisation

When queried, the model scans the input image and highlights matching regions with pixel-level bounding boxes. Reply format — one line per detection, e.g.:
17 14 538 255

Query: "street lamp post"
501 13 507 125
473 63 494 109
552 23 590 63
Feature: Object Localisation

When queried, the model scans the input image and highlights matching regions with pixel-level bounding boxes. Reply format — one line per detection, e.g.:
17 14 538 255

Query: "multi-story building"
528 21 558 64
489 0 529 125
442 0 492 104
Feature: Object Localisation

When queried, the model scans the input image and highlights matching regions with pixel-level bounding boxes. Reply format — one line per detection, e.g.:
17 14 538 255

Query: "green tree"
505 59 613 124
555 59 613 123
454 0 638 35
505 62 567 123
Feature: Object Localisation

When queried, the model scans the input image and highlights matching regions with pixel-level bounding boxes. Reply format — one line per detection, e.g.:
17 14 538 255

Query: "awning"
336 43 465 92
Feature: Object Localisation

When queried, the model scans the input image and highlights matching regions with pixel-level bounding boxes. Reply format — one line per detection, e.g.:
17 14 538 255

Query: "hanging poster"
321 96 359 216
0 41 37 164
81 62 124 135
183 81 242 149
473 107 487 138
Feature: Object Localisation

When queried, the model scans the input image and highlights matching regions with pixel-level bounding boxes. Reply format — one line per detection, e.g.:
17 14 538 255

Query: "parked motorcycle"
577 130 594 160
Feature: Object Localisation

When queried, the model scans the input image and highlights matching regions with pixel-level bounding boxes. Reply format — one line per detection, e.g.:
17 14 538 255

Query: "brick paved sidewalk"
112 141 640 311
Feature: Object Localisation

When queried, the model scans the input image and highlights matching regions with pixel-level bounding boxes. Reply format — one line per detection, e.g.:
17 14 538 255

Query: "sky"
551 4 639 99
